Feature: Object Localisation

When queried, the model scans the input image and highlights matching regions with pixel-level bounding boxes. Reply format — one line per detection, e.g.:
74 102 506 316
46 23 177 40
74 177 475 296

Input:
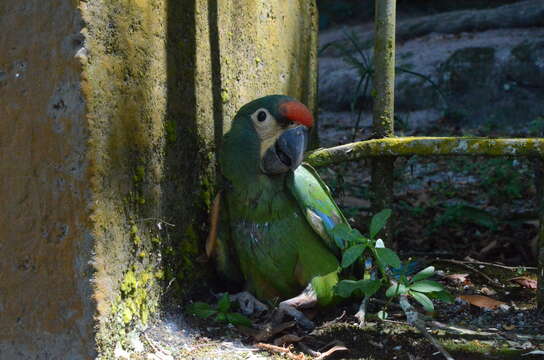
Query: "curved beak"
261 126 308 175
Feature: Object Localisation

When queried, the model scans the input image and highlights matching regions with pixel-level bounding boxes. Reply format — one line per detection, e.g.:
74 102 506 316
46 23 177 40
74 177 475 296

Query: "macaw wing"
287 163 348 257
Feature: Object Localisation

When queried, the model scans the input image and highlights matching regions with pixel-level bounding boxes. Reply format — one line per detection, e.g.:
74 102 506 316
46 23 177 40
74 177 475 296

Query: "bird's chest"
231 212 301 258
226 185 311 264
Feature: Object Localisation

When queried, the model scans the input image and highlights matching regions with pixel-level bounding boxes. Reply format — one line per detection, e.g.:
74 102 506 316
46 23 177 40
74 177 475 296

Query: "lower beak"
261 126 308 175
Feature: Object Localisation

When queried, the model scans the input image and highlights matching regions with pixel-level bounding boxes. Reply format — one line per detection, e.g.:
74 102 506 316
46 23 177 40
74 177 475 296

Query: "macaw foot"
274 284 318 330
354 295 369 327
230 291 269 316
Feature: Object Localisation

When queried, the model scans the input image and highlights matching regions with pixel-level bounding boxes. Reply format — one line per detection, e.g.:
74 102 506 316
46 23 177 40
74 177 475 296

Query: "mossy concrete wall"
0 0 317 358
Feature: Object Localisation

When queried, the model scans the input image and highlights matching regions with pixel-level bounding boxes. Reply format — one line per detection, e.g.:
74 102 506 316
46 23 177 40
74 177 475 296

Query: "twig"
399 295 455 360
142 332 173 360
435 259 502 287
136 218 176 227
463 257 537 271
320 310 346 328
429 321 544 341
255 343 305 360
369 297 402 309
382 318 410 326
164 278 176 294
314 345 349 360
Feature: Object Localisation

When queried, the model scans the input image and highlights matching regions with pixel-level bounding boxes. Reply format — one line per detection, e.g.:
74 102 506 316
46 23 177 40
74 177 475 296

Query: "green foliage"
431 204 497 232
332 223 365 249
342 244 367 268
370 209 391 238
187 294 252 327
335 279 381 298
332 210 452 315
528 117 544 136
450 157 529 203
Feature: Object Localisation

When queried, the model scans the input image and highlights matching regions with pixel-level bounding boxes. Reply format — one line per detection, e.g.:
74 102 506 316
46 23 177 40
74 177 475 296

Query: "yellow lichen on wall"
80 0 168 356
0 0 319 357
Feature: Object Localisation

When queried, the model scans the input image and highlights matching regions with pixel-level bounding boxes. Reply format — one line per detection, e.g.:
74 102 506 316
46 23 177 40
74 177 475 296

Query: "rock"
439 47 496 93
319 28 544 133
505 40 544 88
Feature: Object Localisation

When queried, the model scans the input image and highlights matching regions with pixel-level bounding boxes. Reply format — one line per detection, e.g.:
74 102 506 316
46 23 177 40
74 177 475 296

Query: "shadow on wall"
163 0 212 301
161 0 319 302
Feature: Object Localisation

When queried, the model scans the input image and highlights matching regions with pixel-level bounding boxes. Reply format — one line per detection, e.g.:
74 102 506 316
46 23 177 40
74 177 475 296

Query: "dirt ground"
138 255 542 360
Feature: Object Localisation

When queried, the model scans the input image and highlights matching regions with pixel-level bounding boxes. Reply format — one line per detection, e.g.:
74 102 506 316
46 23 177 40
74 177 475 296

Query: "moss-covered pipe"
372 0 397 245
537 157 544 310
305 137 544 167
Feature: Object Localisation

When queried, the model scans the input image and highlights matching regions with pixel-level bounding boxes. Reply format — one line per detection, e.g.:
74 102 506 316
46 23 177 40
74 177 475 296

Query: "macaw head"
221 95 313 181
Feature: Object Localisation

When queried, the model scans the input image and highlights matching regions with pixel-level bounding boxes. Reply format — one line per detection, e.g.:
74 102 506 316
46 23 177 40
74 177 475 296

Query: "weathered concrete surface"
0 0 95 359
0 0 318 358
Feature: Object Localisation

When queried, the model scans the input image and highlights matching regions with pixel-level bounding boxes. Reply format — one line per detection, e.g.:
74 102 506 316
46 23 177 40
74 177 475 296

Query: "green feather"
217 96 350 306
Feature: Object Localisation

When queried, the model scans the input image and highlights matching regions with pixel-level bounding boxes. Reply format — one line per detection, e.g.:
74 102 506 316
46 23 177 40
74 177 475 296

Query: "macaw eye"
257 111 267 122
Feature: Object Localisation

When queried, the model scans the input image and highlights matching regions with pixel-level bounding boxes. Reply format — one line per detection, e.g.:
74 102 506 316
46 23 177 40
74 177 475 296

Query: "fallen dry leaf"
502 324 516 331
445 273 470 285
458 294 506 310
510 276 537 290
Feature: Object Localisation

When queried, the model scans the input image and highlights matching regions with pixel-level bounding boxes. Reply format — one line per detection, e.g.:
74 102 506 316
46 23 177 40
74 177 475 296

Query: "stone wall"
0 0 317 358
0 0 95 358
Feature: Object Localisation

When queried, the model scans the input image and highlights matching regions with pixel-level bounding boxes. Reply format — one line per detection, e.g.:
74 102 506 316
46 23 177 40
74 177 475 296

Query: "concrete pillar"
0 0 317 358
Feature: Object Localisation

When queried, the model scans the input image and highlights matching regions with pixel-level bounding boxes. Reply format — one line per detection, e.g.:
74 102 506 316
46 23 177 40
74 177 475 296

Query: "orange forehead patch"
279 101 314 127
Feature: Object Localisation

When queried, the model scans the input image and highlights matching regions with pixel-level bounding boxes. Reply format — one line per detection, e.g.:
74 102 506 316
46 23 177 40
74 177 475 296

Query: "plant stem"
399 295 455 360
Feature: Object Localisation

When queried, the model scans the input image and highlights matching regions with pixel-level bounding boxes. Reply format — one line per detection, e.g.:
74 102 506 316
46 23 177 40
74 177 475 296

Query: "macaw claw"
230 291 269 315
273 284 318 330
275 303 315 330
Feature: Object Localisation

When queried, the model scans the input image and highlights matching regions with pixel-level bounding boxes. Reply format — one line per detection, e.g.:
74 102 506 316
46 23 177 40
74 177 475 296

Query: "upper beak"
261 126 308 175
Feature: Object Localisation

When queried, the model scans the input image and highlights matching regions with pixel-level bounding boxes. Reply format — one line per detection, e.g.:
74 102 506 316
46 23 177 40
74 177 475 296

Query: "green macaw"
209 95 349 327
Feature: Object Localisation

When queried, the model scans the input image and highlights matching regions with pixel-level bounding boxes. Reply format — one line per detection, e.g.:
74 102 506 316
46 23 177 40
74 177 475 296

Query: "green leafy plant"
333 209 453 316
187 293 252 327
